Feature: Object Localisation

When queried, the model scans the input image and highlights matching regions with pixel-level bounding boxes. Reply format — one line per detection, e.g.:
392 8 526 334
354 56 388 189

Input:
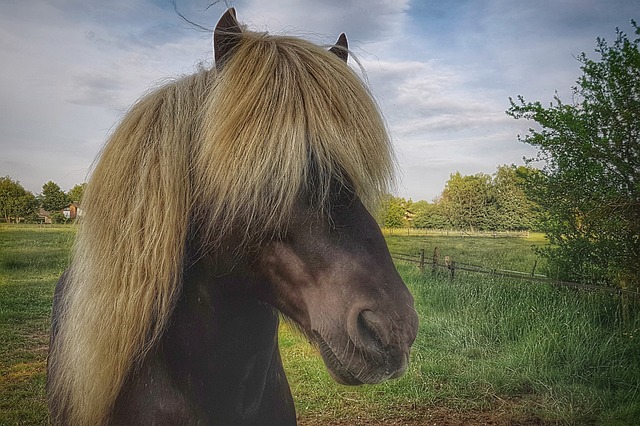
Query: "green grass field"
1 224 639 424
0 224 74 425
383 230 549 271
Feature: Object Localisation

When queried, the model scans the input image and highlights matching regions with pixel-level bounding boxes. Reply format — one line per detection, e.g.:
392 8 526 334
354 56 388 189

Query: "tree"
0 176 39 223
440 172 495 232
507 22 640 287
412 200 448 229
41 181 70 212
377 195 408 228
493 165 540 231
67 183 86 204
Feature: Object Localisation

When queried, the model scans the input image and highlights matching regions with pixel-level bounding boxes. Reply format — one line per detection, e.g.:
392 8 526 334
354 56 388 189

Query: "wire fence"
390 248 640 299
382 228 532 238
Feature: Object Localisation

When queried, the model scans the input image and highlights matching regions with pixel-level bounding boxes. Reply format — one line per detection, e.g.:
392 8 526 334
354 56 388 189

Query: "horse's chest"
112 285 296 425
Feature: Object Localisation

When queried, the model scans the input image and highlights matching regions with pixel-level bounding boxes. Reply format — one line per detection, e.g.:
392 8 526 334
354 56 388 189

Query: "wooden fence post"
445 256 455 280
418 249 425 272
531 260 538 277
432 247 439 273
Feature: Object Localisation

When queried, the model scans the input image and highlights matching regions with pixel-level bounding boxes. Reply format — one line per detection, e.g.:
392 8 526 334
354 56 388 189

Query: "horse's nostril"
356 310 390 351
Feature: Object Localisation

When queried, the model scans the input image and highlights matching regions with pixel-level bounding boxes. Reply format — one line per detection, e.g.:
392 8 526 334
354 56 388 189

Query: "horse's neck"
168 257 278 366
167 257 293 421
113 255 296 425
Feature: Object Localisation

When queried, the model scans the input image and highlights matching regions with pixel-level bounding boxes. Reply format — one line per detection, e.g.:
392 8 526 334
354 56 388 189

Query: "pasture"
1 224 639 425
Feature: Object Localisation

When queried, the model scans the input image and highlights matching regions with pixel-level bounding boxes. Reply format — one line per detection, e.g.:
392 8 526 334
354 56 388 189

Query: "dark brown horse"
47 9 418 425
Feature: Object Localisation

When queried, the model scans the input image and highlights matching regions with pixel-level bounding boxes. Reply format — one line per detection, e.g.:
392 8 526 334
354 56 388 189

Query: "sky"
1 0 637 202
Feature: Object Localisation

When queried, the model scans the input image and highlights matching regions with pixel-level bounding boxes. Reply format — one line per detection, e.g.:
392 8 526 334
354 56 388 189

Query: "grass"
384 231 549 272
0 224 73 425
1 224 639 424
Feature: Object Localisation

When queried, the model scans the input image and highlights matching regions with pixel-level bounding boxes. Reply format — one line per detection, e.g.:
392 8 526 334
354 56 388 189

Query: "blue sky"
0 0 636 201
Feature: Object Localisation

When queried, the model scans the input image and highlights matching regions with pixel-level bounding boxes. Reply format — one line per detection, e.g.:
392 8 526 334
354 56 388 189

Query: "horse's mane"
48 29 393 425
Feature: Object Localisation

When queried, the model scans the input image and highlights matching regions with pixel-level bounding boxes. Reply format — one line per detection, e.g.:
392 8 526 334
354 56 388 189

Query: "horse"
47 9 419 425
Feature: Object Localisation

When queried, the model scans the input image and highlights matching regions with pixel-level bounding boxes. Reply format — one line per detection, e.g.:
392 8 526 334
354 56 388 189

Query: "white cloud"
241 0 409 43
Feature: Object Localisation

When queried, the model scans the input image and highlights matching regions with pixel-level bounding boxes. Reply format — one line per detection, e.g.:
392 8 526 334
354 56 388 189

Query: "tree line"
0 177 85 223
377 164 540 232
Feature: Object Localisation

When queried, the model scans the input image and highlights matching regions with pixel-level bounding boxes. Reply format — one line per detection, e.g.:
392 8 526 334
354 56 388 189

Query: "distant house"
38 203 83 224
38 209 53 224
63 203 83 220
404 208 415 226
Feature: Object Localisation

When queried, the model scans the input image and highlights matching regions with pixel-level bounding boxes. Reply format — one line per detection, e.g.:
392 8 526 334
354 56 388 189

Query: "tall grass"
406 264 640 422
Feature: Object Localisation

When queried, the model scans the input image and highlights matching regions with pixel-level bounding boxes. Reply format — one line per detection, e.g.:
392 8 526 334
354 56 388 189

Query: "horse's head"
257 187 419 385
211 9 418 385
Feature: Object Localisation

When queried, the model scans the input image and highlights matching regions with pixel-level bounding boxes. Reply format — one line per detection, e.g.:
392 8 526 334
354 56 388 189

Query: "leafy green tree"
507 22 640 287
0 176 38 223
67 183 86 204
41 181 70 212
377 195 407 228
412 200 448 229
440 172 495 232
493 165 540 231
49 211 67 224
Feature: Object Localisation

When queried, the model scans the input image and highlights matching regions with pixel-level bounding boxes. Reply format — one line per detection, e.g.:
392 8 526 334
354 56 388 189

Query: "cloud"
362 59 509 139
241 0 409 43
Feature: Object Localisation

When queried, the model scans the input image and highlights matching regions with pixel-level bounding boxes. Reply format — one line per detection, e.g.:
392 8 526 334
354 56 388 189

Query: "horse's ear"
214 8 242 71
329 33 348 62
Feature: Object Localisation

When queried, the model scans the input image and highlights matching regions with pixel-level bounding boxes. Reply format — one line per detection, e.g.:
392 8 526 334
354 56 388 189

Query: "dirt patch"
298 404 551 426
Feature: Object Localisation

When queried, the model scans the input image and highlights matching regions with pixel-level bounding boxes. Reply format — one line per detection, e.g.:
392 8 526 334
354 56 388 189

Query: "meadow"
1 224 639 425
0 224 74 425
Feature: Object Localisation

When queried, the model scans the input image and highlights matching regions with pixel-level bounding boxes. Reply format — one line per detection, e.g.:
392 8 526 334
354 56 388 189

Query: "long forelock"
194 31 394 249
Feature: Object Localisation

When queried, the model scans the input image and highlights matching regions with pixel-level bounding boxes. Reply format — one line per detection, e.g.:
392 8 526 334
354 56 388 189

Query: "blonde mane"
48 29 393 425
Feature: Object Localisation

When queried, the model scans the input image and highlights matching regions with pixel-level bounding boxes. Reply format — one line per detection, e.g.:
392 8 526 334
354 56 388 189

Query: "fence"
390 248 640 299
382 228 531 238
